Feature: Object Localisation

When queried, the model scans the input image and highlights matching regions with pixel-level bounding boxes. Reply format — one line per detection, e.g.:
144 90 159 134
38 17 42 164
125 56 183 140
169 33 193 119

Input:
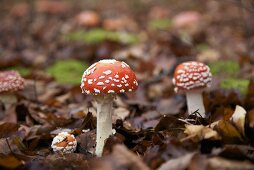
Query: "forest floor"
1 0 254 169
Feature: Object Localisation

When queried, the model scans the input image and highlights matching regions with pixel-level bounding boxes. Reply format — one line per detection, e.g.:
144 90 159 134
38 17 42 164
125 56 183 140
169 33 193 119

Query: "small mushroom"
172 61 212 118
0 71 25 109
81 59 138 156
76 10 100 27
51 132 77 153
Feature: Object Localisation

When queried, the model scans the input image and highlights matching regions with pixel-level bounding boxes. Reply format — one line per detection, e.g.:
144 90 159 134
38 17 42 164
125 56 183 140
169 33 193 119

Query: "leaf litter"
1 0 254 169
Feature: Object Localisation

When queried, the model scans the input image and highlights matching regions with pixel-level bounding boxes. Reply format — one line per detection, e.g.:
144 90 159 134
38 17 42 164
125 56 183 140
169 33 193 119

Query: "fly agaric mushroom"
76 10 100 27
51 132 77 153
81 59 138 156
0 71 25 109
172 61 212 118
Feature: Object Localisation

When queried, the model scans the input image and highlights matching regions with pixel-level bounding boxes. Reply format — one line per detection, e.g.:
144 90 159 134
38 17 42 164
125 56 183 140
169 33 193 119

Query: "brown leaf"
45 153 89 169
90 145 150 170
0 154 22 169
0 122 20 138
216 144 254 162
155 115 185 132
157 98 184 115
77 130 96 155
157 153 199 170
183 125 221 142
208 157 254 170
215 120 243 144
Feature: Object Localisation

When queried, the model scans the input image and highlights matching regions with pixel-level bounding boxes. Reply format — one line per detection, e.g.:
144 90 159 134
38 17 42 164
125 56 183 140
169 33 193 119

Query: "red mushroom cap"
0 71 25 93
172 61 212 93
81 59 138 95
76 11 100 27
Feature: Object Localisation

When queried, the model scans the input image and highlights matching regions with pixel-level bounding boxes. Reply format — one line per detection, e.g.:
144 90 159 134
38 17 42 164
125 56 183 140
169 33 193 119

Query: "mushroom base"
94 94 115 157
186 91 205 118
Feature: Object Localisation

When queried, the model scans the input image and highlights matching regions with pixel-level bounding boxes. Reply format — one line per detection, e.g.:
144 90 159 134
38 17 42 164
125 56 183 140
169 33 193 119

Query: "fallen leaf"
90 145 150 170
113 107 130 120
215 144 254 162
157 98 184 115
157 152 196 170
45 153 89 169
0 154 22 169
208 156 254 170
184 125 221 142
0 122 20 138
230 105 246 135
215 120 243 144
155 115 185 132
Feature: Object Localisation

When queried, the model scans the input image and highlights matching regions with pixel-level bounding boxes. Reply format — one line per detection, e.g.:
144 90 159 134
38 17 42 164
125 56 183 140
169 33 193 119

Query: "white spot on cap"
94 88 100 93
97 82 104 86
88 79 93 84
103 70 112 75
125 75 129 79
120 89 125 92
108 90 115 93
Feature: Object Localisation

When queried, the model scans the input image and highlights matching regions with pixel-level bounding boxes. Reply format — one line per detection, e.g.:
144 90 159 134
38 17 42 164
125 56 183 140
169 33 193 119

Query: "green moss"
220 78 249 95
47 59 88 85
208 60 239 76
66 29 139 45
148 18 172 30
7 66 30 77
196 43 209 52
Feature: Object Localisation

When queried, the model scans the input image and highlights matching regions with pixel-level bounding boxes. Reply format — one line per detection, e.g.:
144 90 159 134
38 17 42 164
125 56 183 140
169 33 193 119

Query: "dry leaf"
184 125 221 142
208 157 254 170
0 154 22 169
230 105 246 135
158 153 207 170
90 145 150 170
215 120 243 143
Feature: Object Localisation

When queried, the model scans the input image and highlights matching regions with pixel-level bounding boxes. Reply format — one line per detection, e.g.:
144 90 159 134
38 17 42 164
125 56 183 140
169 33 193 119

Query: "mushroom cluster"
81 59 138 156
172 61 212 117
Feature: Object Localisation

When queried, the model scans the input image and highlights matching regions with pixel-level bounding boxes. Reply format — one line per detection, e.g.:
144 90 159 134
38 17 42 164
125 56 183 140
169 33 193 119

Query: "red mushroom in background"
172 11 201 29
172 61 212 118
81 59 138 156
0 71 25 109
76 10 100 27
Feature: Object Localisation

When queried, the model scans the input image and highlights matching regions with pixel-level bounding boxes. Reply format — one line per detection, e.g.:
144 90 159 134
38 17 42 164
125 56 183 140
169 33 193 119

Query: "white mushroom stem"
94 94 115 157
186 91 205 118
0 93 17 110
